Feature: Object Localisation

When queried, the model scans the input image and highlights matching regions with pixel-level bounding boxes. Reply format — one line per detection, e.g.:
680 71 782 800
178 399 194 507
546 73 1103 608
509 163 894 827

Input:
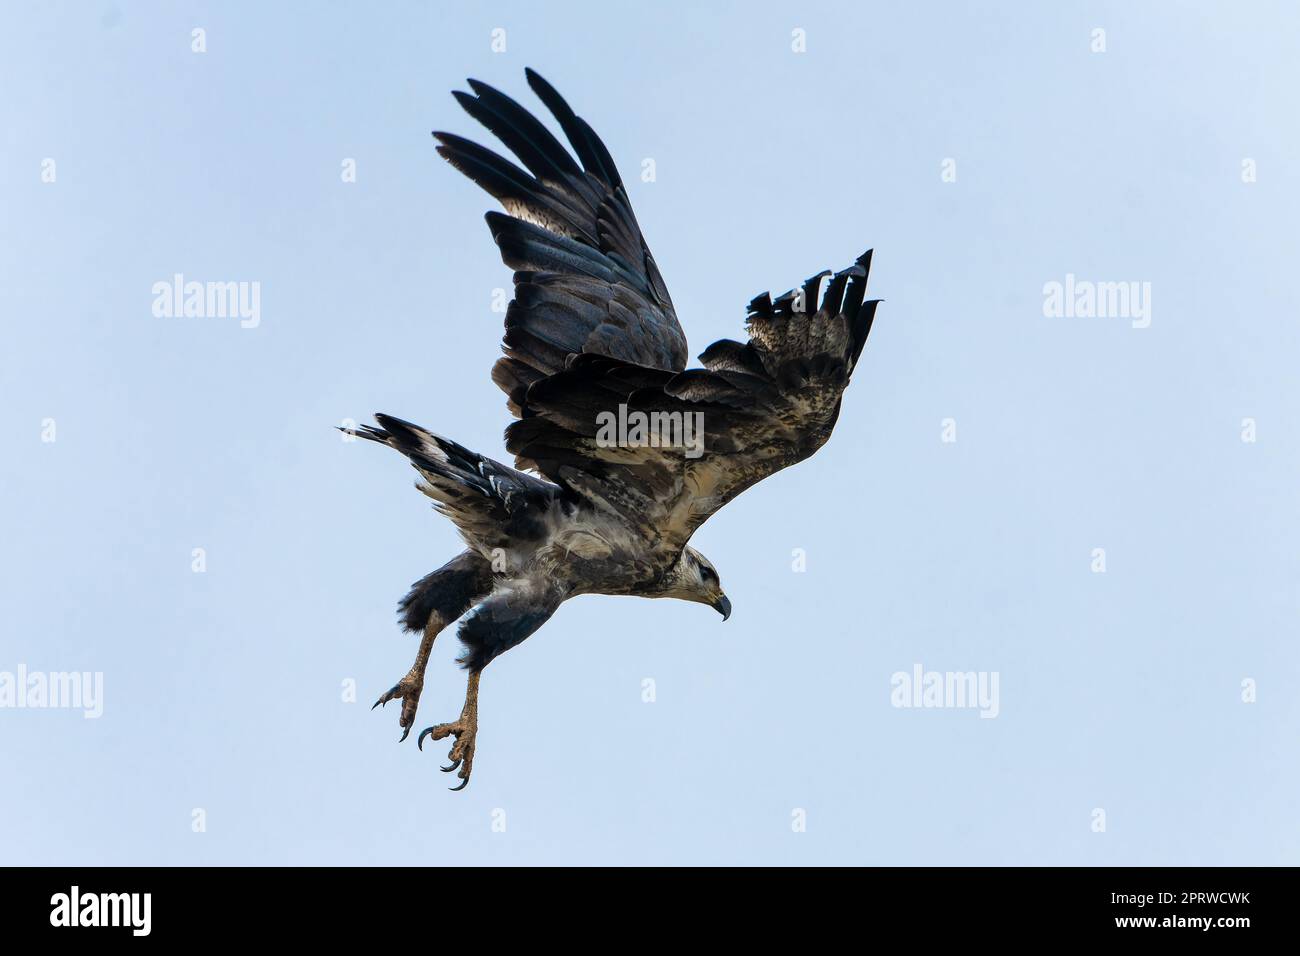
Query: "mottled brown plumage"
345 69 881 789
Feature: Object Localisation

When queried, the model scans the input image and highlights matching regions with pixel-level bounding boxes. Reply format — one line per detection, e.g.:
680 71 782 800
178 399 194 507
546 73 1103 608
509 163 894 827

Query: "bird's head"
661 547 731 620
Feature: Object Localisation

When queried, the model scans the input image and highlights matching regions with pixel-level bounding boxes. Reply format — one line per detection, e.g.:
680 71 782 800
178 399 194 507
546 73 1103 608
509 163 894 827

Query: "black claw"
399 726 410 743
449 777 469 792
371 698 382 710
417 727 436 751
441 758 462 773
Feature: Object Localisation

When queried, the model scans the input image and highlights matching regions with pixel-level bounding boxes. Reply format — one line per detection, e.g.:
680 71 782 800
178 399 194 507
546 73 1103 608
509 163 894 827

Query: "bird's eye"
700 566 716 583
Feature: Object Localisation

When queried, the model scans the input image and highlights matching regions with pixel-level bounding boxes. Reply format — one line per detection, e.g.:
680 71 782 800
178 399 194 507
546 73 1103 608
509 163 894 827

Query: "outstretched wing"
435 69 688 415
505 253 880 551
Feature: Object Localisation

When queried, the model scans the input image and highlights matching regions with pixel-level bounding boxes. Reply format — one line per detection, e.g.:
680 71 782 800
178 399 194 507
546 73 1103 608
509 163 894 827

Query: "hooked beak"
712 594 732 621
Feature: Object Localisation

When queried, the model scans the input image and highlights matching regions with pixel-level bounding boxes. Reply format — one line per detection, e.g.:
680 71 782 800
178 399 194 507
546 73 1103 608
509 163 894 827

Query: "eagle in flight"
346 69 880 789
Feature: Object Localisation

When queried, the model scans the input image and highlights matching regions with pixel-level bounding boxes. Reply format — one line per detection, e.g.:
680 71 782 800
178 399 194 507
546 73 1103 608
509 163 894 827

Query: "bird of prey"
345 69 880 790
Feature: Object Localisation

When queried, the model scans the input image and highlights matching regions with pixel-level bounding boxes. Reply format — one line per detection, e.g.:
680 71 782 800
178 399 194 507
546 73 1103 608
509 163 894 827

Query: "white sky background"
1 1 1296 864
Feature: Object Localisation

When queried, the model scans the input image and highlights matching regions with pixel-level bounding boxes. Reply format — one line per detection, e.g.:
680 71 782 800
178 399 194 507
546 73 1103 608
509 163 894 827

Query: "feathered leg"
414 578 563 790
373 551 493 741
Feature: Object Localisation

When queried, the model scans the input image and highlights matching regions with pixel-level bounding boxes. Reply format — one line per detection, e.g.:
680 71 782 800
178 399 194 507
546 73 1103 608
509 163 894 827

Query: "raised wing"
435 69 688 416
505 253 880 551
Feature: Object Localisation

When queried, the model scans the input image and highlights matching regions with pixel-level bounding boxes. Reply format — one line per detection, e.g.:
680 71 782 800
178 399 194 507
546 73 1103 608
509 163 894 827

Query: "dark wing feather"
435 69 687 417
505 252 880 550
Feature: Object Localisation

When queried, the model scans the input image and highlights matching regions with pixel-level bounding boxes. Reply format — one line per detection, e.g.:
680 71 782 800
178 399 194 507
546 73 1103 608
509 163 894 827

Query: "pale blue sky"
2 1 1297 865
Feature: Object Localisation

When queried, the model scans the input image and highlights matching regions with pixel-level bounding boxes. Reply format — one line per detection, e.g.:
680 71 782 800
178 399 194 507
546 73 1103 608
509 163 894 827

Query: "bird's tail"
342 414 495 493
340 413 548 552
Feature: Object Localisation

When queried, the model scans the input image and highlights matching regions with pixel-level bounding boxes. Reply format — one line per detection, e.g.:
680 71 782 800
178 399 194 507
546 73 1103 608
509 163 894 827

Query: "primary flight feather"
345 69 881 789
